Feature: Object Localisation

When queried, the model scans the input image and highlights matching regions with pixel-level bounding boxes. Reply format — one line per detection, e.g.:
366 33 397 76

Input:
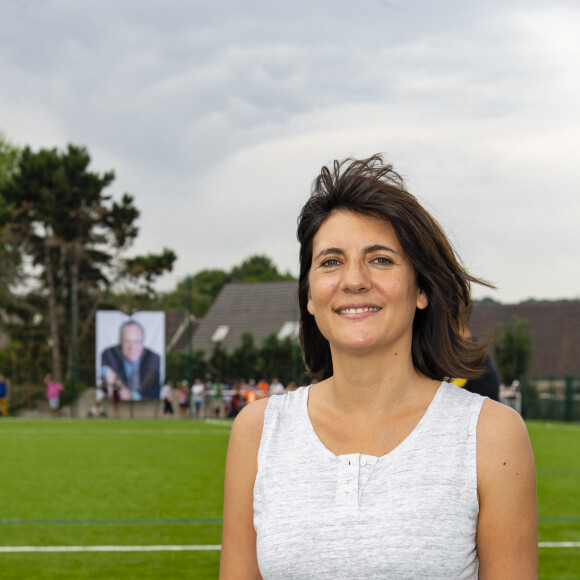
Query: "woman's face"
307 210 428 357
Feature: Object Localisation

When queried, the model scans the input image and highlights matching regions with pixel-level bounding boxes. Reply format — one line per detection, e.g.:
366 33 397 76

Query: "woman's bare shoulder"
477 398 531 449
476 397 536 504
230 397 269 447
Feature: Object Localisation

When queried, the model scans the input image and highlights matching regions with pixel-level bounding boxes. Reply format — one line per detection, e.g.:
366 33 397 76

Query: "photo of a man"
101 319 161 400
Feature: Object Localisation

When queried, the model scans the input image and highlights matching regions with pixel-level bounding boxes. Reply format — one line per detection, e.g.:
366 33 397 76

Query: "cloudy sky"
1 0 578 304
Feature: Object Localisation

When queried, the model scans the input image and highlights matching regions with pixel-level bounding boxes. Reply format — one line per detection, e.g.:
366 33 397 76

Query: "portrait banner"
96 311 165 400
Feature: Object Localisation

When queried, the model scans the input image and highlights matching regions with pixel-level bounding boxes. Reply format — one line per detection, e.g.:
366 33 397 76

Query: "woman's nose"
339 261 371 293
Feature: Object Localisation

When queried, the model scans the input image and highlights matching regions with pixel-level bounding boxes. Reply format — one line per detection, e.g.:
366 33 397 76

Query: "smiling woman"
220 154 538 580
306 211 428 358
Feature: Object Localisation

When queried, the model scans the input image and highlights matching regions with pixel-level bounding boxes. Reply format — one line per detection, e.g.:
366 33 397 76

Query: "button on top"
360 457 367 467
343 485 352 494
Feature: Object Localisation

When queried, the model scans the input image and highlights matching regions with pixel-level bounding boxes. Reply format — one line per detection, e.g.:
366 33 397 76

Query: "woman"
220 155 537 579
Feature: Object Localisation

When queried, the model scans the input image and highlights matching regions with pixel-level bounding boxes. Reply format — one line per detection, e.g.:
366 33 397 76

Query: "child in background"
178 381 189 418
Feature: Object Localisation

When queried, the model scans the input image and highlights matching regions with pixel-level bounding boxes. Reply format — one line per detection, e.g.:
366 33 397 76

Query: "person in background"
213 380 224 418
161 380 174 417
256 379 269 394
452 324 501 401
110 377 122 418
88 383 107 418
268 377 284 395
44 373 64 417
460 325 500 401
0 375 9 417
459 354 501 401
177 380 189 419
220 154 537 579
228 381 246 418
191 378 205 418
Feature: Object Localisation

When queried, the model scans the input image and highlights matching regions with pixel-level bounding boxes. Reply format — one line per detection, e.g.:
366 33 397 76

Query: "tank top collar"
299 381 446 464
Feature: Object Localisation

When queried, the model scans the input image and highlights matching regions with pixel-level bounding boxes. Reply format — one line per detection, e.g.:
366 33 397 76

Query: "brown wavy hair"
297 154 494 381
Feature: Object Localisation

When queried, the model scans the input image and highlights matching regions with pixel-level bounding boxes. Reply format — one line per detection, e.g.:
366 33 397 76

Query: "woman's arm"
477 399 538 579
220 398 268 580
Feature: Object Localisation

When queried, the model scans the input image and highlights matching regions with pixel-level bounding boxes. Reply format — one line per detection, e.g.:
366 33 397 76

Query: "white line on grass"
541 423 580 432
205 419 234 427
2 542 578 553
538 542 580 548
0 518 223 525
1 428 230 436
0 545 222 553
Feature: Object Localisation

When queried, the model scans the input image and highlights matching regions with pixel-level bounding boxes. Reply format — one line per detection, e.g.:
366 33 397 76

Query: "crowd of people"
158 376 304 420
85 375 302 419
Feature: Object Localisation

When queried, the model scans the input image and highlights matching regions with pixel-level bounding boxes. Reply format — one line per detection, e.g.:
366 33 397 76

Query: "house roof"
192 281 299 356
470 300 580 379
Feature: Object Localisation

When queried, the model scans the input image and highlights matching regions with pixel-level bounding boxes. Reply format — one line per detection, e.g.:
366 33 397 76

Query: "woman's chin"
331 337 381 354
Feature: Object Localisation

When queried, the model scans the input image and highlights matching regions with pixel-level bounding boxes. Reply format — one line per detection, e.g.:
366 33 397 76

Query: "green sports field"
0 418 578 579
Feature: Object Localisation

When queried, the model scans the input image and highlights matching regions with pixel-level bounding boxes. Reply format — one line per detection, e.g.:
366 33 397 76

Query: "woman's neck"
307 350 440 456
321 347 434 417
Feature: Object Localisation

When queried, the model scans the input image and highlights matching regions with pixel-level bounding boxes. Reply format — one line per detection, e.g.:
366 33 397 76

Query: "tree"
493 315 534 385
0 131 19 190
192 269 233 300
125 249 178 297
152 269 231 318
257 333 298 384
230 254 294 283
474 297 501 305
208 341 231 380
230 333 259 380
154 255 296 317
0 133 21 306
0 143 175 384
166 349 208 384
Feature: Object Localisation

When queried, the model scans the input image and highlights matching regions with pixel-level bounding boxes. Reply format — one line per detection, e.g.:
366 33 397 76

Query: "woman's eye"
322 258 340 267
373 257 392 265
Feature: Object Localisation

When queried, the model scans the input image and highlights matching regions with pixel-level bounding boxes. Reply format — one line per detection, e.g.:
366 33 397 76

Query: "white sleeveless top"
254 381 485 579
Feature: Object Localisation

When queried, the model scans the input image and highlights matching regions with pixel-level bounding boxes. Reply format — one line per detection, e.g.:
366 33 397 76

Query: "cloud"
0 0 578 303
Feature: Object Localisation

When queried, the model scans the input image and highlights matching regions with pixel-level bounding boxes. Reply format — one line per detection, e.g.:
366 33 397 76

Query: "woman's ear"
416 290 428 310
307 288 315 316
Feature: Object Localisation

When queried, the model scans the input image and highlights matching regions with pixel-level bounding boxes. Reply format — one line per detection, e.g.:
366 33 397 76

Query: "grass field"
0 417 578 579
529 421 580 579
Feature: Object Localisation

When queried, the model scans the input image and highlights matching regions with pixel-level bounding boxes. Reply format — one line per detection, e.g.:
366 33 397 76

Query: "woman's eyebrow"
313 247 344 262
365 244 400 255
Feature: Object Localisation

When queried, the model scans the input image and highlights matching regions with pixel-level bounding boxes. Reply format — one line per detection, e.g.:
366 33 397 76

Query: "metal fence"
521 376 580 422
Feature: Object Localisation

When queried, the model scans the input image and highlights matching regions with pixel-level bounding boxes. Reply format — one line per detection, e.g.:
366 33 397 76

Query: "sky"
1 0 578 304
